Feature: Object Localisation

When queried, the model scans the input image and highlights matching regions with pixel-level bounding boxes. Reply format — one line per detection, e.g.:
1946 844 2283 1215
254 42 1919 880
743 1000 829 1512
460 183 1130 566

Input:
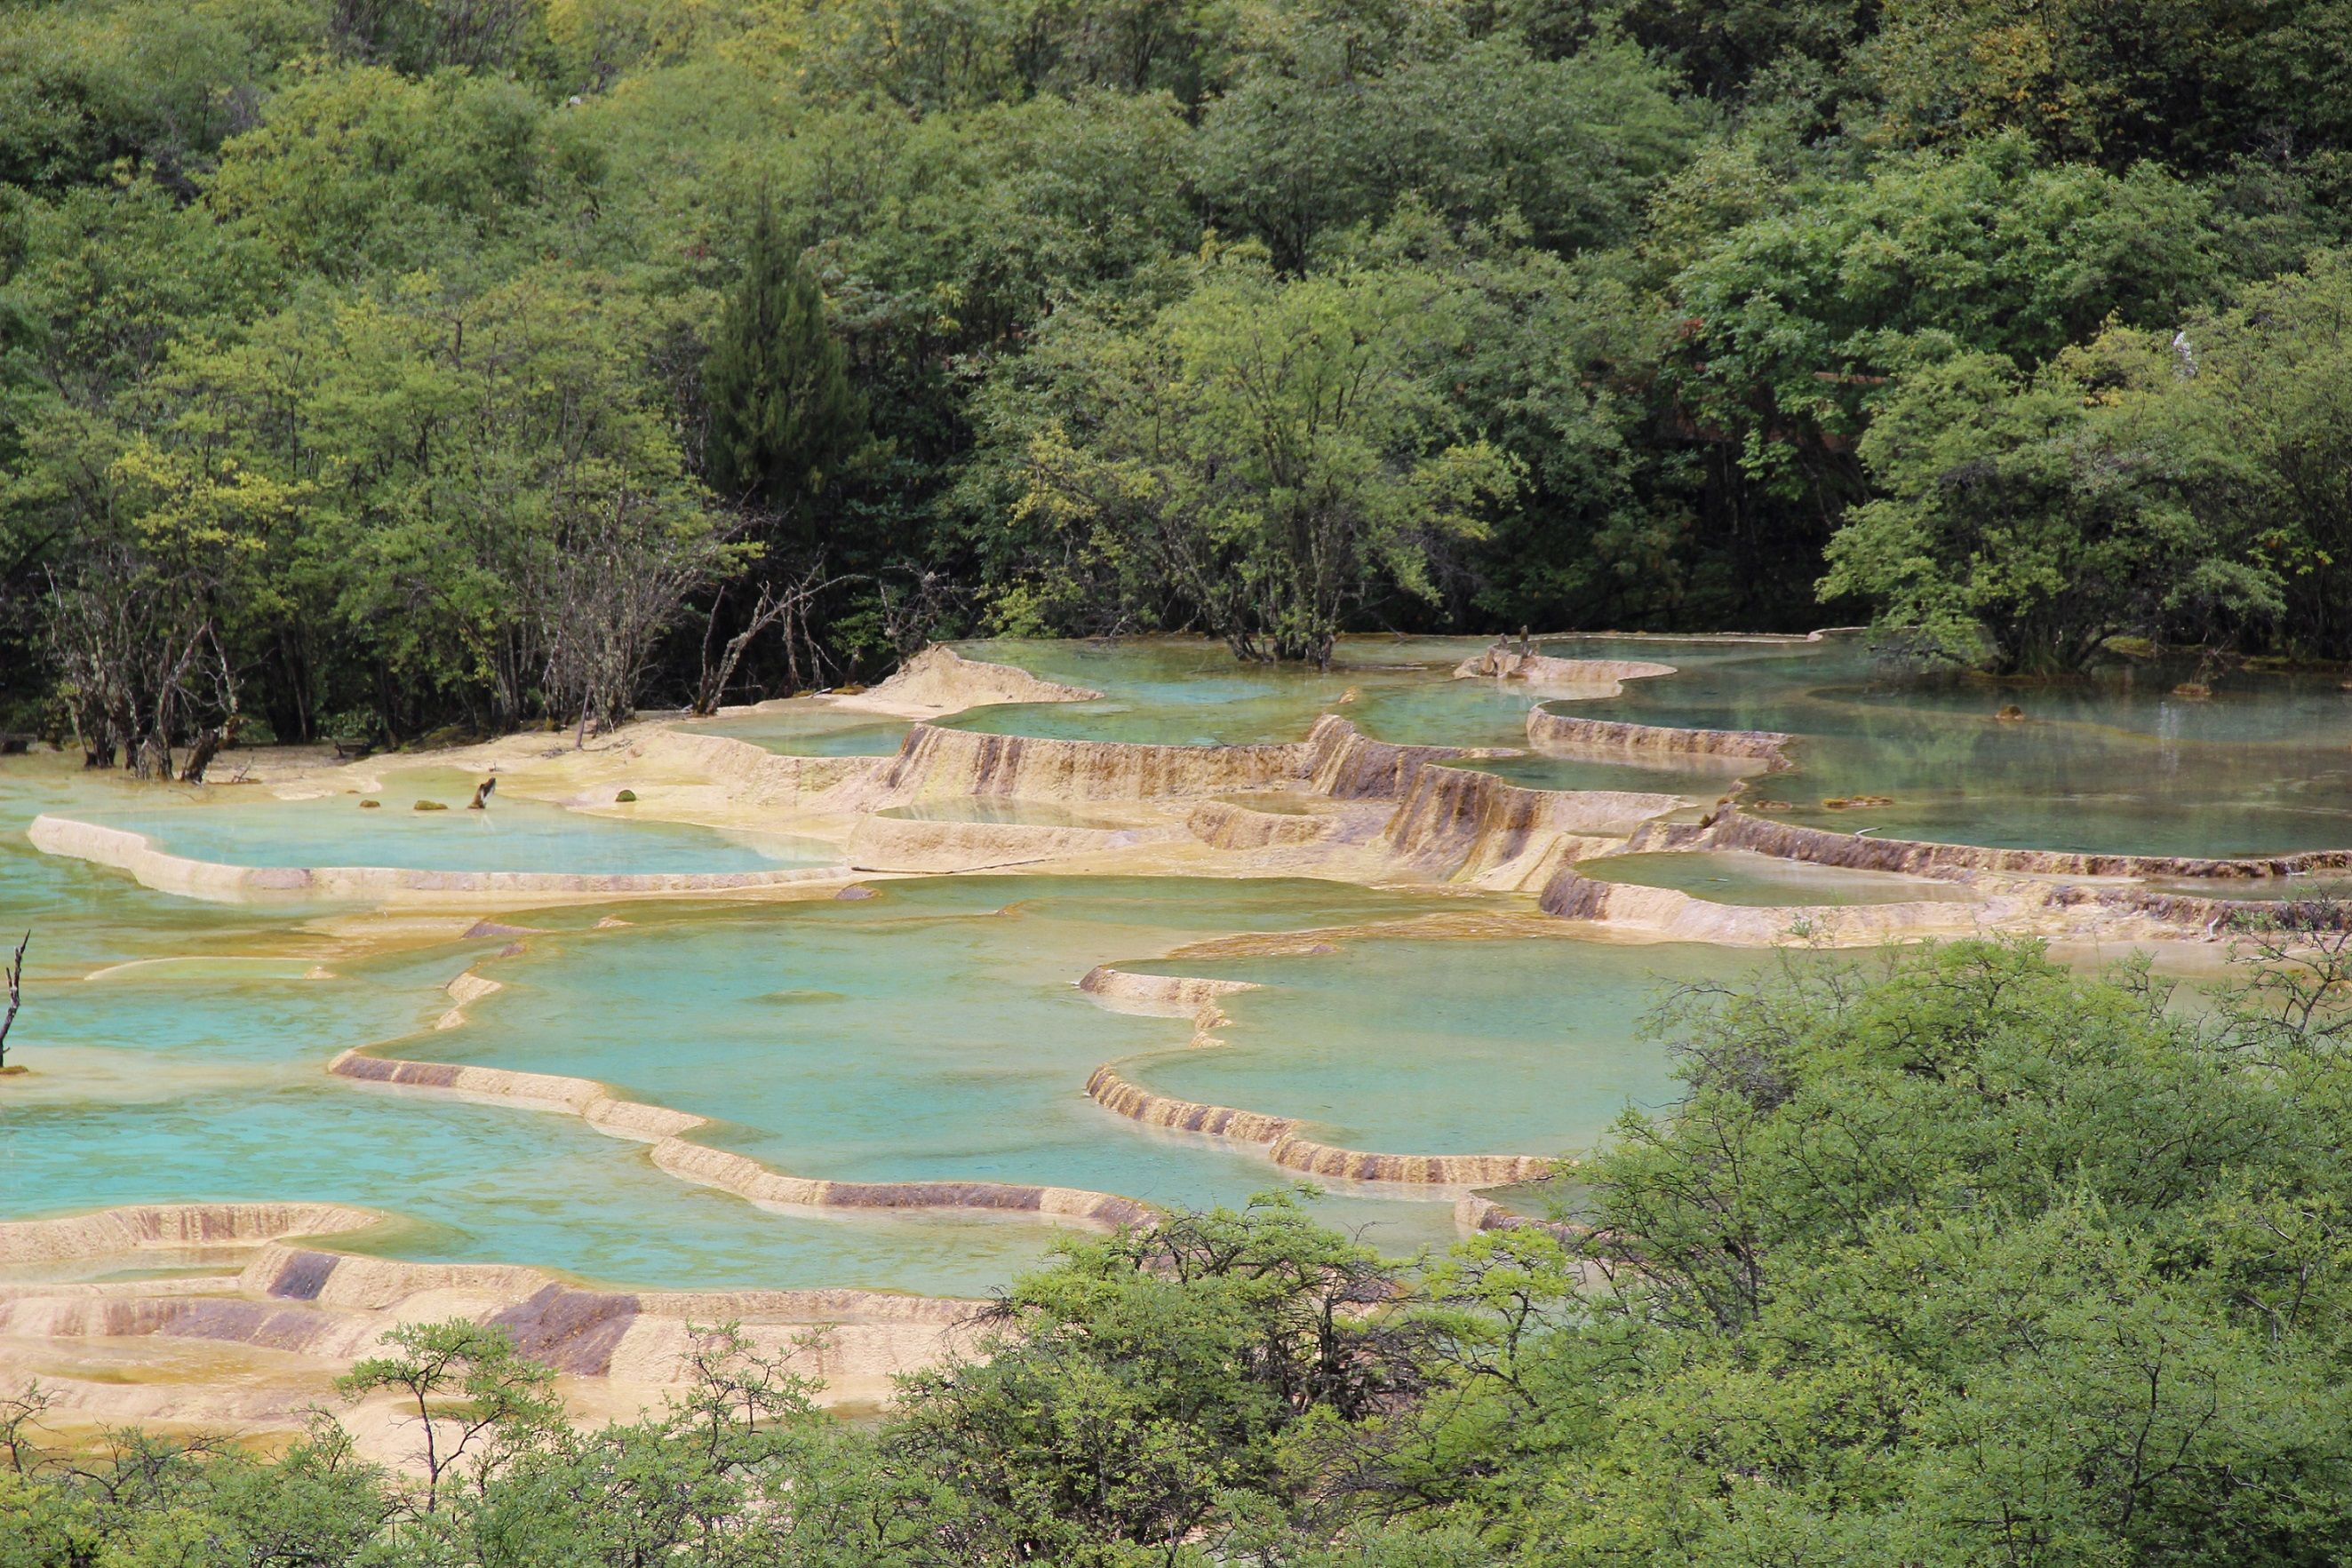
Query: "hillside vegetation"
4 0 2350 760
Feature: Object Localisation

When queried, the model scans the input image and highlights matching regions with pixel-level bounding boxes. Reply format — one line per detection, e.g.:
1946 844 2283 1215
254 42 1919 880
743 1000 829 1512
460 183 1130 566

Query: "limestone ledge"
1525 707 1793 768
1535 868 1999 946
809 714 1694 893
635 728 882 808
1372 755 1684 887
1451 649 1678 696
1454 1194 1585 1244
1184 797 1341 850
825 644 1102 718
843 811 1173 873
0 1238 982 1442
1304 713 1483 799
327 1049 1153 1230
1076 964 1261 1021
1084 1066 1557 1188
837 721 1306 810
28 815 857 907
0 1203 382 1267
1703 810 2352 883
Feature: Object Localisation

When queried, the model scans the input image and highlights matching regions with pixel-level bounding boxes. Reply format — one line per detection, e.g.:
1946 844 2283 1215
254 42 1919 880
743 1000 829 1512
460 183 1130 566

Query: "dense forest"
5 0 2352 766
12 934 2352 1564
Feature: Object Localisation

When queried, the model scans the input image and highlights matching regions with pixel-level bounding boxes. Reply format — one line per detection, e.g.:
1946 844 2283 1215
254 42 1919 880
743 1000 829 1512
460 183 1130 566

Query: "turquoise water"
1579 850 1982 906
12 631 2352 1306
955 633 2352 856
1123 937 1764 1152
4 754 1521 1287
1535 638 2352 856
404 881 1511 1237
679 704 911 758
71 768 836 874
944 636 1536 749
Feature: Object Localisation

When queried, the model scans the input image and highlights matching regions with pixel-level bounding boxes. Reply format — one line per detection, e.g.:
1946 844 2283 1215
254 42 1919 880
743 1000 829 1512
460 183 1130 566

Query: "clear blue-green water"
10 631 2352 1304
403 881 1536 1233
678 704 911 757
953 634 2352 856
1578 851 1982 907
71 768 835 874
1535 637 2352 856
7 749 1607 1290
1120 937 1769 1151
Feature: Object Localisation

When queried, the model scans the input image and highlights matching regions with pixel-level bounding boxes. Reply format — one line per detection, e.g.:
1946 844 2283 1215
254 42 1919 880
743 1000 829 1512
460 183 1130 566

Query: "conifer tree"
704 201 868 551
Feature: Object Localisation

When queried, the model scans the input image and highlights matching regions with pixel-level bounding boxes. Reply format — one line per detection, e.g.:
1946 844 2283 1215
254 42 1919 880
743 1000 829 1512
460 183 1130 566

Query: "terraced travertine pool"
3 631 2346 1424
69 767 836 875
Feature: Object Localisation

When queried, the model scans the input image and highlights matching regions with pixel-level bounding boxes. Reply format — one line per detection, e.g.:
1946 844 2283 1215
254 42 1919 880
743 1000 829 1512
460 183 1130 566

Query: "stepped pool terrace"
7 632 2351 1438
678 704 912 757
1575 849 1984 907
59 766 837 877
1531 638 2352 856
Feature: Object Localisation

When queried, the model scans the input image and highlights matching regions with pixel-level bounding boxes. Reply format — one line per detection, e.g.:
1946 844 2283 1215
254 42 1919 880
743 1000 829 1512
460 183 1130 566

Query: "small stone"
614 789 637 803
834 884 879 901
461 919 538 940
359 799 380 809
1996 704 2025 722
413 800 448 812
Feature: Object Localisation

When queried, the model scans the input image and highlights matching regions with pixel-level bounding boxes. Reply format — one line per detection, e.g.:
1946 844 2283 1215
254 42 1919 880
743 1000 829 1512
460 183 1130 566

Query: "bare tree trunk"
692 566 852 714
1 931 26 1071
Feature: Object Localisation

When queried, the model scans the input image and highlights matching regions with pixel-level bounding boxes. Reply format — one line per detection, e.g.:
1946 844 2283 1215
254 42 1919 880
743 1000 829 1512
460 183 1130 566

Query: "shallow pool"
1121 936 1784 1153
1578 850 1982 906
72 768 836 874
677 703 911 758
1535 638 2352 856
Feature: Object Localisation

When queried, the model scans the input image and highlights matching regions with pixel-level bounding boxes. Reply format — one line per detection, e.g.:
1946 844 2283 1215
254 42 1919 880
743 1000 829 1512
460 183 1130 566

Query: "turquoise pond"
8 632 2352 1301
677 704 911 757
67 767 837 874
943 635 2352 856
1576 851 1982 907
12 748 1690 1291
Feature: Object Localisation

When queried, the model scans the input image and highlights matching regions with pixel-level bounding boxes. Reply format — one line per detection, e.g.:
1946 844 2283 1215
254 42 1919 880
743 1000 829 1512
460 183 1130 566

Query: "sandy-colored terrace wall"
1083 1066 1556 1187
30 816 854 906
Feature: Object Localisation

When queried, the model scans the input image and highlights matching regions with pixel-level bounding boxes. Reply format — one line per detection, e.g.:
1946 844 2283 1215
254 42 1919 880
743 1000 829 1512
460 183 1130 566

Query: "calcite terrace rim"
324 1046 1157 1231
0 1201 388 1269
1082 1065 1560 1190
27 812 861 905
